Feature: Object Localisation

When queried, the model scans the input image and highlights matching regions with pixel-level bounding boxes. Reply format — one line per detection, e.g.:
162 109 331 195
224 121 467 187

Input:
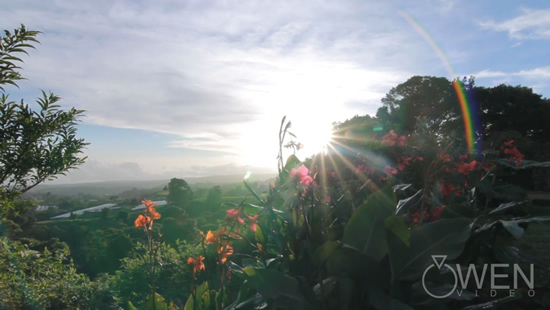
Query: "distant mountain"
24 173 276 197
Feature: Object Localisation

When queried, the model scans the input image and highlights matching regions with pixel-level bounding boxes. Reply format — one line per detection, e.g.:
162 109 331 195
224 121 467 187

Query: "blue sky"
3 1 550 183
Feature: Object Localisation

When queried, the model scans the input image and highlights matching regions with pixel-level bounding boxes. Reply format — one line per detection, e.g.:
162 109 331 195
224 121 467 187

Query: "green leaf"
489 201 527 215
500 220 524 239
243 181 264 204
342 187 396 261
127 301 138 310
242 267 306 305
283 154 301 172
368 286 414 310
255 224 264 243
388 218 472 282
495 159 550 169
395 189 422 215
184 282 209 310
384 216 410 247
312 241 341 266
459 295 521 310
145 293 169 310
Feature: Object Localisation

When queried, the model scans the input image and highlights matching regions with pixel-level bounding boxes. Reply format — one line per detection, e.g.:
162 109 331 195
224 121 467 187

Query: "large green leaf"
495 159 550 169
388 218 472 282
476 180 527 201
242 267 307 306
145 293 176 310
184 282 209 310
385 216 410 247
395 189 422 215
283 154 302 172
488 201 528 215
367 286 414 310
342 187 396 261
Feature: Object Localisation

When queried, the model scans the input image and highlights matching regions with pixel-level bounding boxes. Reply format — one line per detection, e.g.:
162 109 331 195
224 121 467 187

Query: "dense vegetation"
2 25 550 310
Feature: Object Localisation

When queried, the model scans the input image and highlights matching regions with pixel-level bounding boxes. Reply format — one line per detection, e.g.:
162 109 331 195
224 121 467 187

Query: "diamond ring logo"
422 255 458 299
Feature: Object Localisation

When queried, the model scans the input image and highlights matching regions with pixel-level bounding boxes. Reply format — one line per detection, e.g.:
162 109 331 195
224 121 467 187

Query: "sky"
3 0 550 183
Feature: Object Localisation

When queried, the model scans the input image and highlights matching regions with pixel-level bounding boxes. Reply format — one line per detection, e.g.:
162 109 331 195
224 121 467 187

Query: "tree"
376 76 472 141
165 178 193 207
205 185 222 209
473 84 550 142
0 25 87 203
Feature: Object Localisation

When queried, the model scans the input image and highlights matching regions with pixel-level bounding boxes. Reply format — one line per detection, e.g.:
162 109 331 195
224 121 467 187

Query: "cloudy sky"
3 1 550 183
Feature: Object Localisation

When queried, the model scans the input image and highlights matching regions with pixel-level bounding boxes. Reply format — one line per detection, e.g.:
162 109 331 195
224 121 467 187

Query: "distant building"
50 203 117 219
35 205 56 212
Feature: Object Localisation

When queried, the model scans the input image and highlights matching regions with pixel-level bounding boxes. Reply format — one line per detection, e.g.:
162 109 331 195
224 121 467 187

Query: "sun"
295 121 334 156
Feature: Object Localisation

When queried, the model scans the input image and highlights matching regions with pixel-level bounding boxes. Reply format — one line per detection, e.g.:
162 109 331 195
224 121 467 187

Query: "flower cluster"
381 130 406 147
134 200 161 230
502 140 524 166
410 205 446 224
289 165 313 186
354 130 422 181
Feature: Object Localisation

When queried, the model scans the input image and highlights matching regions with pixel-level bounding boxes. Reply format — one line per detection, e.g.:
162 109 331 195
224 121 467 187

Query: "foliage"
0 237 114 309
110 241 202 309
0 25 87 198
165 178 194 207
159 117 550 310
0 25 87 241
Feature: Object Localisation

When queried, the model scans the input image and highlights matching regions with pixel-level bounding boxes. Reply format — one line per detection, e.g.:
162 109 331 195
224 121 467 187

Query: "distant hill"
24 173 276 197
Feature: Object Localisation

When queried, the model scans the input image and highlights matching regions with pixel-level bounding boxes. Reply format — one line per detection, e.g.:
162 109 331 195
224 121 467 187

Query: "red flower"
397 156 412 171
437 150 452 162
504 147 524 166
289 165 313 185
382 130 406 146
247 214 259 232
356 165 374 175
383 165 398 176
431 205 446 220
411 210 429 224
226 209 245 224
457 161 477 175
503 140 515 147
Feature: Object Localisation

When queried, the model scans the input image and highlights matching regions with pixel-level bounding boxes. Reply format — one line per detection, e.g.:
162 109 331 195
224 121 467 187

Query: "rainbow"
397 9 479 154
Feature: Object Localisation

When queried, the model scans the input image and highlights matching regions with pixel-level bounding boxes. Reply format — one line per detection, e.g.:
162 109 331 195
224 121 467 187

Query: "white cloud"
4 0 421 168
480 8 550 40
473 66 550 80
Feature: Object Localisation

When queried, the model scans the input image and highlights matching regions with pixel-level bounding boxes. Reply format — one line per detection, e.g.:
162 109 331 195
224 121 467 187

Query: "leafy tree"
165 178 193 207
205 185 222 209
376 76 476 146
474 84 550 142
0 25 87 222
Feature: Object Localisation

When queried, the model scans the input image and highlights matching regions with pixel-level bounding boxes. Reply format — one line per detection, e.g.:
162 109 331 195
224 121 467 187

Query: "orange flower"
134 215 149 228
187 256 205 275
149 208 161 220
205 227 226 244
218 245 233 264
